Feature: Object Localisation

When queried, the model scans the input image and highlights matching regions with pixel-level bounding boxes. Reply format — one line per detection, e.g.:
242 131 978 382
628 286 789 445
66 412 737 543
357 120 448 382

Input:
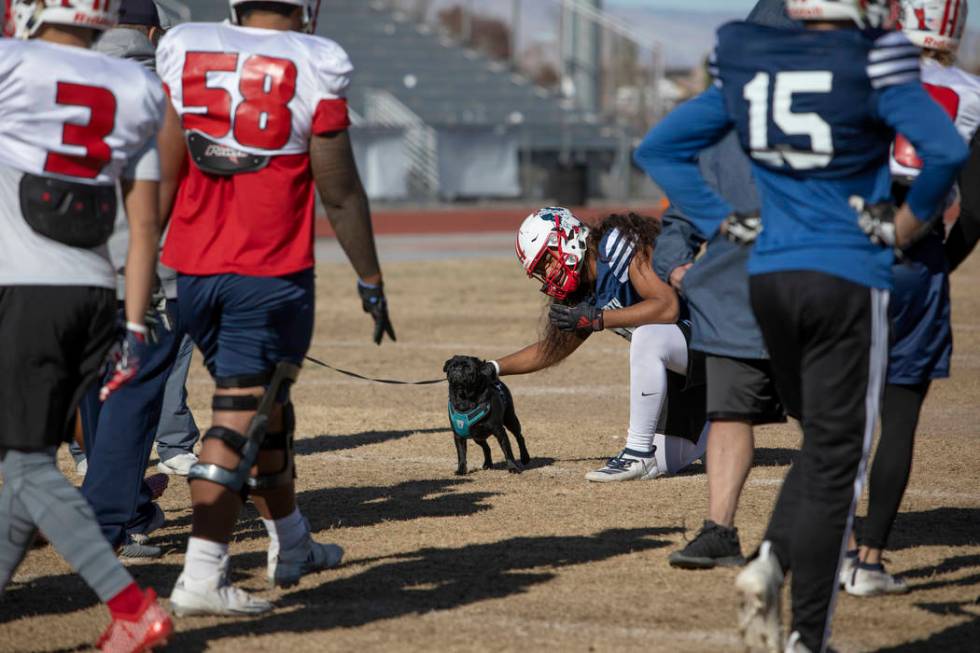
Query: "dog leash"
304 355 446 386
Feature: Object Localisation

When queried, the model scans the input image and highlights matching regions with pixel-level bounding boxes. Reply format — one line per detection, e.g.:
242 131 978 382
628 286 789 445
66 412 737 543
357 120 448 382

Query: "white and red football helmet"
8 0 118 39
516 207 591 300
899 0 967 52
786 0 901 28
229 0 321 33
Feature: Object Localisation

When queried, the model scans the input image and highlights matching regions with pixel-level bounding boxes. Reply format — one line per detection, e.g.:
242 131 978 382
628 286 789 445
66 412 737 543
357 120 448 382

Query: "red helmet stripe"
940 0 952 35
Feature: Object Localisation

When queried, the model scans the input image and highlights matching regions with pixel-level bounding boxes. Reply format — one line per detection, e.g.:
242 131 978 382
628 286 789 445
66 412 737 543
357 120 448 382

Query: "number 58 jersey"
157 23 354 277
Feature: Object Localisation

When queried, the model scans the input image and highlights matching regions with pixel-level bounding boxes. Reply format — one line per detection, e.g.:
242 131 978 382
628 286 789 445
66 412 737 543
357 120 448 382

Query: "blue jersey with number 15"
634 23 967 290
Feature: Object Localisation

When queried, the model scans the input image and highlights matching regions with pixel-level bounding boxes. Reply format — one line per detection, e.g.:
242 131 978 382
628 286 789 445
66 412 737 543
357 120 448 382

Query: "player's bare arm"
157 101 185 226
311 130 381 284
600 247 680 330
496 332 588 376
121 177 161 328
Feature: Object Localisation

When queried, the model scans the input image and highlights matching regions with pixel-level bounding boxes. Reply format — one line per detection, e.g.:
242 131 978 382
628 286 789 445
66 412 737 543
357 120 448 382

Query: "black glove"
851 197 897 248
722 212 762 245
549 302 604 333
358 280 396 345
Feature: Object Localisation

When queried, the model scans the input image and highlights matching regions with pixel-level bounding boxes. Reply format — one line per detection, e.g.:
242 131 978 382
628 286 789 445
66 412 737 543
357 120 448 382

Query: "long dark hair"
539 212 661 365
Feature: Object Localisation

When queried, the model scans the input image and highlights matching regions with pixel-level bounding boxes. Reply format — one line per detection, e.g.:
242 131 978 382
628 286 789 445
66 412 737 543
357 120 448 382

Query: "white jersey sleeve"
0 40 164 289
0 39 165 185
891 58 980 178
157 22 352 156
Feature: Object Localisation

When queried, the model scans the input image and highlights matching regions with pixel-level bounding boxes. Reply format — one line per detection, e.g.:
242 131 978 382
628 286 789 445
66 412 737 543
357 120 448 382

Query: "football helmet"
9 0 118 38
785 0 901 28
229 0 320 33
899 0 967 51
516 207 591 300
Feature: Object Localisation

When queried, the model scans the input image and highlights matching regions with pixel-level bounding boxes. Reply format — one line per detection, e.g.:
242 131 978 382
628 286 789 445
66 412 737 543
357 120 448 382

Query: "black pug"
443 355 529 475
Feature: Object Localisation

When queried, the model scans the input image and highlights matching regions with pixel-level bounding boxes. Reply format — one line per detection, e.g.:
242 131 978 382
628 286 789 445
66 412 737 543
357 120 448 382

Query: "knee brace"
248 402 296 491
188 362 301 495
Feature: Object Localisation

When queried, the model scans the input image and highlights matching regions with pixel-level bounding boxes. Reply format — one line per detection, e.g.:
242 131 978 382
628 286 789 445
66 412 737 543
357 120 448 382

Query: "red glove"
99 323 149 401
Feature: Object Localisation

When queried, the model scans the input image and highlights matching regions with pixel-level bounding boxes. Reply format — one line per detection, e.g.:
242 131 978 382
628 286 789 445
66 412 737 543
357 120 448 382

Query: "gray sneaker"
119 533 162 560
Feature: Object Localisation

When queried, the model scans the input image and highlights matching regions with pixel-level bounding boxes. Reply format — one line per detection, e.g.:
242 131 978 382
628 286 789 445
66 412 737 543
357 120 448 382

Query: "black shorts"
0 286 115 450
705 354 785 425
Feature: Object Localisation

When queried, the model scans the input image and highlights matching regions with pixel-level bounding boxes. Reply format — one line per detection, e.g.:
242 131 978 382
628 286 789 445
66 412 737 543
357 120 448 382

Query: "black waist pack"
19 173 116 249
186 132 270 176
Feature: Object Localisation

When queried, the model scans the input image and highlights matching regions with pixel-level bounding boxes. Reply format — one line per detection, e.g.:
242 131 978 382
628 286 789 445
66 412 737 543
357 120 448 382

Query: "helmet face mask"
10 0 118 39
898 0 967 52
229 0 320 33
516 207 590 300
785 0 901 29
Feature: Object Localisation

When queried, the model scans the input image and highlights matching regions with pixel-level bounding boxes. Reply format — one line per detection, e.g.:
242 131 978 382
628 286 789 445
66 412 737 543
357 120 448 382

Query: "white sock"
263 507 308 556
625 431 656 456
184 537 228 581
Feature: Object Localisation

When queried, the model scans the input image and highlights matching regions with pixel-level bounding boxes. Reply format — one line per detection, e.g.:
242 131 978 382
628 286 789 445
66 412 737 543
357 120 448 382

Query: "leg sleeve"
628 324 689 441
2 449 133 602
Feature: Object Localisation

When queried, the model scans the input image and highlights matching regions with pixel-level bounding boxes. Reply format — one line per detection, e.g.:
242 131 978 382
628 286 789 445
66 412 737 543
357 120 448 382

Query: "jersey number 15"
743 71 834 171
182 52 298 150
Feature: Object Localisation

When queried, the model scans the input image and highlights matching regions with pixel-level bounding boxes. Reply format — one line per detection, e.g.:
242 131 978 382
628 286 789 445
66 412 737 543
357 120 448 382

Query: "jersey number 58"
743 71 835 171
182 52 298 150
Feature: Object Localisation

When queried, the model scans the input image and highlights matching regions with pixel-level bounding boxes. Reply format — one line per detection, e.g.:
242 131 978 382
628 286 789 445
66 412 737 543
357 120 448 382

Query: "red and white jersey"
156 22 353 277
0 39 164 185
0 38 165 288
892 58 980 178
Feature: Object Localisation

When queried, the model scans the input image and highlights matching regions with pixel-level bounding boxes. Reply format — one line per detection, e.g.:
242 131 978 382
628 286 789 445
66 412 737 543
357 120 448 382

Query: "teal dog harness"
448 400 490 438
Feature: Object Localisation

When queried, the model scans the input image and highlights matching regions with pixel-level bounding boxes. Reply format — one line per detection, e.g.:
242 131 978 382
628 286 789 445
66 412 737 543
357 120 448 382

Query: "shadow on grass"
859 508 980 551
753 447 797 467
166 526 681 652
155 478 500 549
294 427 450 455
873 600 980 652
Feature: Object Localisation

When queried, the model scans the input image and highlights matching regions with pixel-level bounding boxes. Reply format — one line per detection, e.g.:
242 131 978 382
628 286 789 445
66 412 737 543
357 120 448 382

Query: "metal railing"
363 88 440 198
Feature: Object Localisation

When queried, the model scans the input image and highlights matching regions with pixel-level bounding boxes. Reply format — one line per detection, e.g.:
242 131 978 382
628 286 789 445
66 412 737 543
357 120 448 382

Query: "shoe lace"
605 456 636 470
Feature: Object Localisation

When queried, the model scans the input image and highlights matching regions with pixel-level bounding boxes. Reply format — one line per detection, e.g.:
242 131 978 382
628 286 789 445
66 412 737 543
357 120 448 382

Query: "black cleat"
668 520 745 569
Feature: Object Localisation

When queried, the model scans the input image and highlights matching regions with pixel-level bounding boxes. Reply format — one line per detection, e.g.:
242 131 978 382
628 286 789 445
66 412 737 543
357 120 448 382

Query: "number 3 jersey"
156 22 353 277
0 38 165 288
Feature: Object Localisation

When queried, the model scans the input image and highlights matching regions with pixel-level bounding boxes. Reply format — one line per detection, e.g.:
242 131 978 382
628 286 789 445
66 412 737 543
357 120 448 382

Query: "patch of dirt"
1 256 978 652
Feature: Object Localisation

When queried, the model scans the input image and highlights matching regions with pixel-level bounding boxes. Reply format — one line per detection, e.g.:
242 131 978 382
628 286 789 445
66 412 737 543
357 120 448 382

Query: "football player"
634 1 967 651
841 0 980 597
0 1 172 650
156 0 394 616
477 208 708 481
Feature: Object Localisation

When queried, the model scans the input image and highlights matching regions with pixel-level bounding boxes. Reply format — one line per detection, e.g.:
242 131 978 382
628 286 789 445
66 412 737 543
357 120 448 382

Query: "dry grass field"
1 253 979 652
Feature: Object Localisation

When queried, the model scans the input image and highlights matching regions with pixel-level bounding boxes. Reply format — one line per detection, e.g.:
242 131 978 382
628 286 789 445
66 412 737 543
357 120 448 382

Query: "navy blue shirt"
635 24 968 290
594 228 643 340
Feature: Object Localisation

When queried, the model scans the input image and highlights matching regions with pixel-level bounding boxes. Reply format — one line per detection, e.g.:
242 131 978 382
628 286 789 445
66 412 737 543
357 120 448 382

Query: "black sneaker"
668 520 745 569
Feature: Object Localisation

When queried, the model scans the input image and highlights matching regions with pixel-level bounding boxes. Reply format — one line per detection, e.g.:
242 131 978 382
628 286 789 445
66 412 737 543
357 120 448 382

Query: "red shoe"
145 474 169 500
97 588 173 653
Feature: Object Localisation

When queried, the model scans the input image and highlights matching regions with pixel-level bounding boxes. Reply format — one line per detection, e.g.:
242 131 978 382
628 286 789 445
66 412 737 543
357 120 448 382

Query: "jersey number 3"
743 71 834 170
182 52 298 150
44 82 117 179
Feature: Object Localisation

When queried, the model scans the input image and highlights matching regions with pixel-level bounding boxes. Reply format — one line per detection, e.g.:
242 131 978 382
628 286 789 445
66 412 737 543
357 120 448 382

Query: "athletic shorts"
0 285 115 450
887 233 951 385
178 270 314 386
705 354 785 425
